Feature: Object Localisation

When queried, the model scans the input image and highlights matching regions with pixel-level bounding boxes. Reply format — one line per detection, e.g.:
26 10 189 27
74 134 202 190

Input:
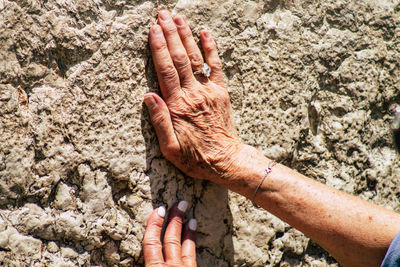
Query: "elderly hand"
143 201 197 267
144 10 243 182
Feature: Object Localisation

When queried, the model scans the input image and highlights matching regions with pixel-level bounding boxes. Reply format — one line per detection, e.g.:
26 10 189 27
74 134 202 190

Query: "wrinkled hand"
143 202 197 267
144 10 242 182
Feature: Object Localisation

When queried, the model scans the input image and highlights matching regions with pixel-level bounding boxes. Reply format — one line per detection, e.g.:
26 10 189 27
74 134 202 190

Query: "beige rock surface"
0 0 399 266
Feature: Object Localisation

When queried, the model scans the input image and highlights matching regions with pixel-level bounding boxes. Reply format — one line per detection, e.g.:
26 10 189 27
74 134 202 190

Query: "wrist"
212 143 273 198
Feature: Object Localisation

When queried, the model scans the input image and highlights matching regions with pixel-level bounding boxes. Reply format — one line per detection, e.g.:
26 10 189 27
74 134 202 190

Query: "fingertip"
149 25 167 53
146 206 166 225
149 93 165 104
151 24 163 35
163 201 188 263
144 94 157 109
158 9 171 21
173 14 186 27
157 205 166 218
165 201 189 228
183 218 197 240
200 29 211 39
181 218 197 266
200 30 218 55
144 93 169 110
188 218 197 231
177 200 189 213
143 206 166 265
182 218 196 245
199 29 224 84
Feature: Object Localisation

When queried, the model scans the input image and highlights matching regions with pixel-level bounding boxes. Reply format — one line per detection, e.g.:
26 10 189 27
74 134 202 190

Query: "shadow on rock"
140 103 235 266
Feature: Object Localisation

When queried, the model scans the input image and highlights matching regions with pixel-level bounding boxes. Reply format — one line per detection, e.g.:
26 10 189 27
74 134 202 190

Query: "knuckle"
181 254 195 262
210 59 222 70
215 91 229 105
143 238 162 248
161 144 180 159
204 40 217 51
151 39 168 52
163 238 181 247
191 95 208 110
176 62 191 75
170 216 184 224
172 52 189 66
179 28 192 40
190 53 203 67
158 64 177 80
163 24 178 36
167 143 181 154
146 262 165 267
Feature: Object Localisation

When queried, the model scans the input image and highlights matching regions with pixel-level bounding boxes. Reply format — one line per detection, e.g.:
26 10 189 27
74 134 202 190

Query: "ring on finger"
194 63 211 78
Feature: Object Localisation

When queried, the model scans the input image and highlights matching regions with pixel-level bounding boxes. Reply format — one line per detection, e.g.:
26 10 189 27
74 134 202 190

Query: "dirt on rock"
0 0 399 266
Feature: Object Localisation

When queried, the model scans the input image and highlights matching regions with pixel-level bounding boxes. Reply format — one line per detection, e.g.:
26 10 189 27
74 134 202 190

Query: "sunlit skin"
143 202 196 267
143 10 400 267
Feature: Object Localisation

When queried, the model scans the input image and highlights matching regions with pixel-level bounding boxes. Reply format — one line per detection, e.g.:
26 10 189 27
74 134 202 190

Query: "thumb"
144 93 180 159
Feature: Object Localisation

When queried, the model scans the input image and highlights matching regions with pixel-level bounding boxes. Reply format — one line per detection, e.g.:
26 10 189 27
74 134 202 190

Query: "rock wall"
1 0 399 266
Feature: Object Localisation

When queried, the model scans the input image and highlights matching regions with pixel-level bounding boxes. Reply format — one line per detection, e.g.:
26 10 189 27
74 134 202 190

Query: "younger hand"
143 201 197 267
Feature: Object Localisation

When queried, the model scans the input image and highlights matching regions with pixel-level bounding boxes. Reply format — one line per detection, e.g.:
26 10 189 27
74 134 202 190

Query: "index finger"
143 206 166 266
149 25 181 102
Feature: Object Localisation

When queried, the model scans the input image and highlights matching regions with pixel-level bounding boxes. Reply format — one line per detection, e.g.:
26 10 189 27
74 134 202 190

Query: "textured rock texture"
1 0 399 266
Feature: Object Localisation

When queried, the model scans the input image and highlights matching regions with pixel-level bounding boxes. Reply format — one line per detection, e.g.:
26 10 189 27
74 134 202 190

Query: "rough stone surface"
1 0 399 266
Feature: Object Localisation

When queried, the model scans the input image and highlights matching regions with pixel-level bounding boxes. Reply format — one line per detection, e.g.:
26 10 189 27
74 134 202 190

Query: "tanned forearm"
216 144 400 267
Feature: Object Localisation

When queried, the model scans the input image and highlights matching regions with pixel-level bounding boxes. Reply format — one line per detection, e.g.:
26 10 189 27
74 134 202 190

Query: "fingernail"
177 200 188 213
159 10 171 21
188 219 197 231
203 31 211 39
157 206 166 218
152 25 162 35
144 94 157 108
175 16 185 26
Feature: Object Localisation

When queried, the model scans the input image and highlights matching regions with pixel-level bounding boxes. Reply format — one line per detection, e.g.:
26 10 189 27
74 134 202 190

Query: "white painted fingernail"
157 206 166 218
188 219 197 231
177 200 188 213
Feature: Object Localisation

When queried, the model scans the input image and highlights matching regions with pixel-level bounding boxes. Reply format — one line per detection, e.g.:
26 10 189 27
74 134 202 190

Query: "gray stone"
47 241 59 253
61 246 78 259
